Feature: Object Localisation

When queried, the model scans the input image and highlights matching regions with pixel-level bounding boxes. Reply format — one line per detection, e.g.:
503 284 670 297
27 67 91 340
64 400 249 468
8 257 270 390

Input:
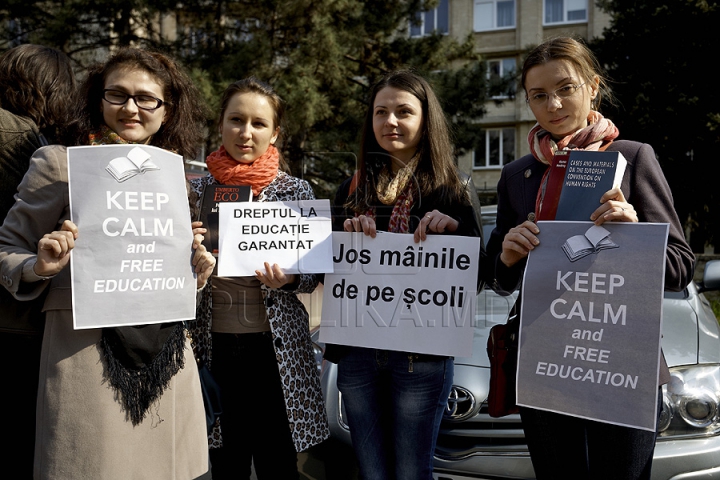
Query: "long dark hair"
71 47 208 158
352 69 465 213
215 77 290 172
0 44 76 142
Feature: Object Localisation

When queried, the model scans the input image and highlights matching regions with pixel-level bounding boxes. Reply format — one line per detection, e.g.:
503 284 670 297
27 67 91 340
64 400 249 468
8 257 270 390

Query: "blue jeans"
519 388 663 480
337 347 453 480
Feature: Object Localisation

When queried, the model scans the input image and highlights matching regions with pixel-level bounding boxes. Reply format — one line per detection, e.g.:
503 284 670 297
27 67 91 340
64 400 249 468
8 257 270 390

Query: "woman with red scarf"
483 37 694 479
188 78 329 480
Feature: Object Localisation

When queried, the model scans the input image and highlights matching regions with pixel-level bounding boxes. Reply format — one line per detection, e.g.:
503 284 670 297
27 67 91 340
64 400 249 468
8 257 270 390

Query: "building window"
474 128 516 168
410 0 449 37
488 58 516 98
473 0 515 32
544 0 587 25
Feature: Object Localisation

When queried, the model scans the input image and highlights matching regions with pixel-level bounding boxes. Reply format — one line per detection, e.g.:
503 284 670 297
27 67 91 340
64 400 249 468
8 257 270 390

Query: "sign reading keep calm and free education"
67 144 197 329
319 232 481 358
517 221 669 431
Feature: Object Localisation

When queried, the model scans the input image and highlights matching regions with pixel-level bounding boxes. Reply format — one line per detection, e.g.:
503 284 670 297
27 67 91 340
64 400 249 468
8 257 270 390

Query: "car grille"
435 404 529 460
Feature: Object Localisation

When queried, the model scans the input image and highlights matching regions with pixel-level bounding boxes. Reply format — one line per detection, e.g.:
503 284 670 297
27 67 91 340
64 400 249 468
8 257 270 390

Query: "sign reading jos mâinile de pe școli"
319 232 481 358
216 200 333 277
67 144 197 329
517 221 669 431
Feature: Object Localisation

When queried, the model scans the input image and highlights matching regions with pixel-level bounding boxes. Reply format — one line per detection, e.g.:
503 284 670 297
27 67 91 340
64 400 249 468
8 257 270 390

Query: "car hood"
455 289 706 369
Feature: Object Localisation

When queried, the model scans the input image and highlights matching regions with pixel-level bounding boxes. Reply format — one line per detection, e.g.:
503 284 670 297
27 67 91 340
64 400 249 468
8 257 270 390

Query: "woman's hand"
256 262 295 289
343 215 377 238
414 210 459 243
191 221 208 248
191 221 215 289
35 220 78 277
500 220 540 268
590 187 638 225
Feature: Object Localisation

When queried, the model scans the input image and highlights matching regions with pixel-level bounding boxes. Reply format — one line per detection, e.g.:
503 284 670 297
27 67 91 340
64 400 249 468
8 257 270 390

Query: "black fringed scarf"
100 323 186 425
90 127 187 425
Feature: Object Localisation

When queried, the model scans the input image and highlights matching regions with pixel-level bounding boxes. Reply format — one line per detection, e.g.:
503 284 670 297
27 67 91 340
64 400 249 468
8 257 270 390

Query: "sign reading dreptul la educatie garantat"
517 221 669 431
217 200 333 277
319 232 481 358
67 145 197 329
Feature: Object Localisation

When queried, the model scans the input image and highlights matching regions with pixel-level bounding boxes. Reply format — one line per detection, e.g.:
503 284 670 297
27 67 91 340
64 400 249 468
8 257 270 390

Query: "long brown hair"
0 44 76 142
352 69 465 213
72 47 208 158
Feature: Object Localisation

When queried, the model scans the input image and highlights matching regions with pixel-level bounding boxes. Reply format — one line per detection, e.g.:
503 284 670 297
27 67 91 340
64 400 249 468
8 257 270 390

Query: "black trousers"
209 332 298 480
520 389 662 480
0 332 43 480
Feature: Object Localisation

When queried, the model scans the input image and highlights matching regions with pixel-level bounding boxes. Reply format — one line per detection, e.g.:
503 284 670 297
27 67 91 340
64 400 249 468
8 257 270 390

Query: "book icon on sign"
562 225 619 262
105 146 159 182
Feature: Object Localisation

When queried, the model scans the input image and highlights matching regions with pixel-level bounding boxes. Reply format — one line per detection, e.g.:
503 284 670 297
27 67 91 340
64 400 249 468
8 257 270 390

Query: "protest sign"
517 221 669 431
217 200 333 277
319 232 481 357
67 145 197 329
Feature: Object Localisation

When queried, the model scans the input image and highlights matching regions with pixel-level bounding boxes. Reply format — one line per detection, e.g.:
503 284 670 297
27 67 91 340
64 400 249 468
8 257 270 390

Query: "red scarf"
530 111 619 216
206 145 280 196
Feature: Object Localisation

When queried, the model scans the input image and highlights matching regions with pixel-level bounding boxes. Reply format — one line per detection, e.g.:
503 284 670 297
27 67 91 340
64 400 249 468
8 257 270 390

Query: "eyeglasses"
526 83 586 106
102 89 166 111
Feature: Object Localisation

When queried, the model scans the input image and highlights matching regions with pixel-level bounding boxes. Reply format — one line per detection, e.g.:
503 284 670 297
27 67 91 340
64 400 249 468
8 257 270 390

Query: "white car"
313 206 720 479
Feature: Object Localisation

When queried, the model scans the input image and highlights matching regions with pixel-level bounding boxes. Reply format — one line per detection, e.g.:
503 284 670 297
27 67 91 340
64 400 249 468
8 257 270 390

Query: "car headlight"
658 365 720 438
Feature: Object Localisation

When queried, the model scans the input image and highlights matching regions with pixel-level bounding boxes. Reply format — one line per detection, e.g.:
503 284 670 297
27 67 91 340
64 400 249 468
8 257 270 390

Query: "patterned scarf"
88 124 129 145
205 144 279 196
530 111 619 216
89 126 186 426
362 155 419 233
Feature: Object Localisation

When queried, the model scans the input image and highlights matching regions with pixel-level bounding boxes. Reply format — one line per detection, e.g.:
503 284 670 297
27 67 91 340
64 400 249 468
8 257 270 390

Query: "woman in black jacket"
328 69 484 480
0 44 76 477
483 36 694 480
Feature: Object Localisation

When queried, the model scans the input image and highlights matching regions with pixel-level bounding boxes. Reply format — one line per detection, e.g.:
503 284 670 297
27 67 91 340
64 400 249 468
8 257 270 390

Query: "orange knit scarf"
205 145 280 196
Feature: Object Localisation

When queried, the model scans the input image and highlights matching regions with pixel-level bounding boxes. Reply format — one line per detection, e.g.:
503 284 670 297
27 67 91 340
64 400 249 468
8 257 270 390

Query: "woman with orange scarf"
482 37 694 479
188 78 329 480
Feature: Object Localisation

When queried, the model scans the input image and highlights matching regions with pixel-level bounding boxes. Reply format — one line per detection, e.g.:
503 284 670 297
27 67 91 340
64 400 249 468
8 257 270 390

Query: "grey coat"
0 145 209 480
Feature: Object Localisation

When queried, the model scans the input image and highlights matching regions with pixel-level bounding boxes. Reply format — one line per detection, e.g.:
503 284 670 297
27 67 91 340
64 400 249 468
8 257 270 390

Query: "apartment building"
415 0 611 202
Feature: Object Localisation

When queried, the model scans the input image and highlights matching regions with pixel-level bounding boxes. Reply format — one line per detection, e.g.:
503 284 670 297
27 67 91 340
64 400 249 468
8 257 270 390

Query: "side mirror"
697 260 720 293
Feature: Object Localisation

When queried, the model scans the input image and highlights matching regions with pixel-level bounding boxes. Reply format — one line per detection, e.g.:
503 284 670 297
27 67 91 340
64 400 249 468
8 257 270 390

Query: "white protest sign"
319 232 481 357
517 221 669 431
67 145 196 329
217 200 333 277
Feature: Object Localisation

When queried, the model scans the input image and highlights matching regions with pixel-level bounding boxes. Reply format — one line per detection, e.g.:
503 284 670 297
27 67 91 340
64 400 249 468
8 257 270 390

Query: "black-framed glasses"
102 89 166 111
526 83 586 106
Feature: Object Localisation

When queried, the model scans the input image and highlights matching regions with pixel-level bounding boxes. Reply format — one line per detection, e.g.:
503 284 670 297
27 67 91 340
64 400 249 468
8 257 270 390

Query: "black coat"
482 139 696 385
324 169 486 362
483 140 694 294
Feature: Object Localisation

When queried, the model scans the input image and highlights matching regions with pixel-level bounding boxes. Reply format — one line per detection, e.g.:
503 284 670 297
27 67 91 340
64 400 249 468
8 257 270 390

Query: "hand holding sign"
36 220 79 277
191 221 215 289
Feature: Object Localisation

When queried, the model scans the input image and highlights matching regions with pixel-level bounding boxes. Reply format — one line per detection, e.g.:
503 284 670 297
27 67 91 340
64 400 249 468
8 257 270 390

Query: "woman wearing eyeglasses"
0 48 216 480
482 37 694 479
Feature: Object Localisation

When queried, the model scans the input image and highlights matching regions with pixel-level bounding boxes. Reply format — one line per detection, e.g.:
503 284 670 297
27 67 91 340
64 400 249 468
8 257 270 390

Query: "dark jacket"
324 169 486 363
483 140 696 384
0 107 46 333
